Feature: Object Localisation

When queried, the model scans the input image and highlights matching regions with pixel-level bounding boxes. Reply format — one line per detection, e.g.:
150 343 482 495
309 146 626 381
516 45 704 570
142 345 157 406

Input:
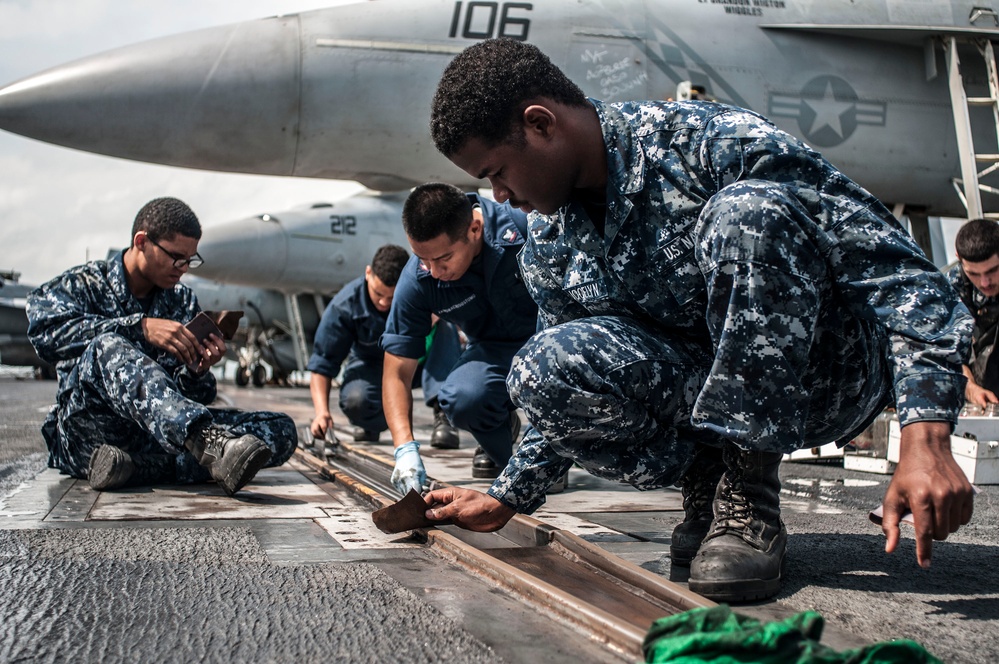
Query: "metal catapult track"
291 441 714 661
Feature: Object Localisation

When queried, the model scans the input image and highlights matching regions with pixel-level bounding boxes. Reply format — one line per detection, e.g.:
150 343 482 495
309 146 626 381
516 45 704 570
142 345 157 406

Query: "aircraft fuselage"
0 0 997 215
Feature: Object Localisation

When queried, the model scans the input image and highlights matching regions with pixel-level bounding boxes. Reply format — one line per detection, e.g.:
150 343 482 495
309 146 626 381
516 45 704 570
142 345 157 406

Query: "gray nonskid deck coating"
0 536 497 663
0 378 609 663
4 375 999 663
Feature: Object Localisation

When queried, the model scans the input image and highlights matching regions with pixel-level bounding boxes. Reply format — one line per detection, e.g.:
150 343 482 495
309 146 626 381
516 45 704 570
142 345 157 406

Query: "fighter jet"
0 271 54 378
186 190 409 386
0 0 998 219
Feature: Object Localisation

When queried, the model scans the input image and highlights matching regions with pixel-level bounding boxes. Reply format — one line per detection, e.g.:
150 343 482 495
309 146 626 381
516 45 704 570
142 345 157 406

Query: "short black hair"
430 38 588 157
956 218 999 262
402 183 473 243
370 244 409 287
130 197 201 247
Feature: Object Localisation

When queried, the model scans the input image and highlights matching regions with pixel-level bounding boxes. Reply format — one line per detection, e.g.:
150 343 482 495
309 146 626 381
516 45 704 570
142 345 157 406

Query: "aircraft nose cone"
197 215 289 288
0 16 302 175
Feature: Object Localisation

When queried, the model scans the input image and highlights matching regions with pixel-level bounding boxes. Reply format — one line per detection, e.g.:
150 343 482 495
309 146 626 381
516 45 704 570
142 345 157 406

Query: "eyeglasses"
144 235 204 269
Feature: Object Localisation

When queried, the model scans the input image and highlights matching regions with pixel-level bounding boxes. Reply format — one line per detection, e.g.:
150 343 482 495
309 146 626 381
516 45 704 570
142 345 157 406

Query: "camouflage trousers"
42 333 297 483
509 181 892 491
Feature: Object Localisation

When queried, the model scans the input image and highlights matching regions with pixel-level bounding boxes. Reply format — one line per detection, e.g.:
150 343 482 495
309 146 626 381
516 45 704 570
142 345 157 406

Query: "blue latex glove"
391 441 427 494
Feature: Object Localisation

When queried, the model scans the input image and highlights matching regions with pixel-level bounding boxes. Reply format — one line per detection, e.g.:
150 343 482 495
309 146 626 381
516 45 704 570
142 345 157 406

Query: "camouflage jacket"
490 100 972 512
26 250 216 405
945 263 999 358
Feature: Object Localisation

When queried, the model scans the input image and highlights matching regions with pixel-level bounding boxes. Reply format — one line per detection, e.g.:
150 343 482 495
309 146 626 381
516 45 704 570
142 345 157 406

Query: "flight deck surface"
1 373 997 663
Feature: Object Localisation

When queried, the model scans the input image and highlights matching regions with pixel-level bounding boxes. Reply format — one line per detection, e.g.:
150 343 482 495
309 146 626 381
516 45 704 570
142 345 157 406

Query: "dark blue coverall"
307 274 461 433
381 195 539 465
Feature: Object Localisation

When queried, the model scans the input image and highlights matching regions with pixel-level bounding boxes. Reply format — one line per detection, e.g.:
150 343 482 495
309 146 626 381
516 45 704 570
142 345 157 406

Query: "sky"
0 0 366 286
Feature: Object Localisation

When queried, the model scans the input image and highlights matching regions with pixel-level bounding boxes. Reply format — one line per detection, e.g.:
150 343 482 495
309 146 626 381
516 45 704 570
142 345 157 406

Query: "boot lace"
682 473 718 517
200 426 234 460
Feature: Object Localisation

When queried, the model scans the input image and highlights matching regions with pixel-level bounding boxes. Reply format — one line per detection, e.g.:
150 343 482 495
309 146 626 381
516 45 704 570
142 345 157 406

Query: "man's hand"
423 487 516 532
962 365 998 407
965 380 998 408
191 333 226 374
391 441 427 494
142 317 204 367
882 421 975 568
310 413 334 439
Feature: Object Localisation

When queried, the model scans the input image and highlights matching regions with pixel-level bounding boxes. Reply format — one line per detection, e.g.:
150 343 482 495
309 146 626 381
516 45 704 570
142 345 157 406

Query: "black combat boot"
471 446 500 478
546 470 570 494
353 428 380 442
471 410 521 479
688 445 786 602
87 445 177 491
184 424 272 496
429 398 460 449
669 444 726 566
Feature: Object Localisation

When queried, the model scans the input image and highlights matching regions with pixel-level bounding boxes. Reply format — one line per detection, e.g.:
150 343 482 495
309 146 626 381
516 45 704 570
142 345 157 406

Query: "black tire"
235 365 250 387
251 364 267 387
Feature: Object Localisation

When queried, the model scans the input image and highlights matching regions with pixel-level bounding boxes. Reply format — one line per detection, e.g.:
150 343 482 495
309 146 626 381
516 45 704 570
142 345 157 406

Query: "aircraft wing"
760 23 999 46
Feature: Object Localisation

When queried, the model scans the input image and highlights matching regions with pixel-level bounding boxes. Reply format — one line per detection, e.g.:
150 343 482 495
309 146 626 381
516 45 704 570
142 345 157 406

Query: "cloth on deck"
642 605 941 664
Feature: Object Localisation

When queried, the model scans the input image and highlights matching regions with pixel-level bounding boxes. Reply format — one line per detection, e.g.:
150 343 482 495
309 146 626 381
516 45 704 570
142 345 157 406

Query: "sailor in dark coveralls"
307 243 461 445
382 184 539 493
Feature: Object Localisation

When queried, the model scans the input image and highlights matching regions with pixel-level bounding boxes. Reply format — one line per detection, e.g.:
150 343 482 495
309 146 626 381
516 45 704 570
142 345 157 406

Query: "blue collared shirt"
381 195 538 358
307 275 387 377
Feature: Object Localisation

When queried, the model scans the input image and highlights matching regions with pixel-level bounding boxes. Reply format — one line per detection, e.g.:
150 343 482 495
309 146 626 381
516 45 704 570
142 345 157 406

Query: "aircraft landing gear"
235 363 267 387
233 326 288 388
252 364 267 387
236 344 264 388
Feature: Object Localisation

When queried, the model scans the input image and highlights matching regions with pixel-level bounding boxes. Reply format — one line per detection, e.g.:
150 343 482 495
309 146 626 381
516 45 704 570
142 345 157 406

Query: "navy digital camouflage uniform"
307 274 461 433
946 264 999 389
26 251 297 483
381 194 539 464
495 100 972 513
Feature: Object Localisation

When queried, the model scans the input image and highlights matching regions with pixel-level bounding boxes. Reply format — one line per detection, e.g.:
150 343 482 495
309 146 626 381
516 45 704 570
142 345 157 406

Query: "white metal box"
783 442 845 462
843 454 897 474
